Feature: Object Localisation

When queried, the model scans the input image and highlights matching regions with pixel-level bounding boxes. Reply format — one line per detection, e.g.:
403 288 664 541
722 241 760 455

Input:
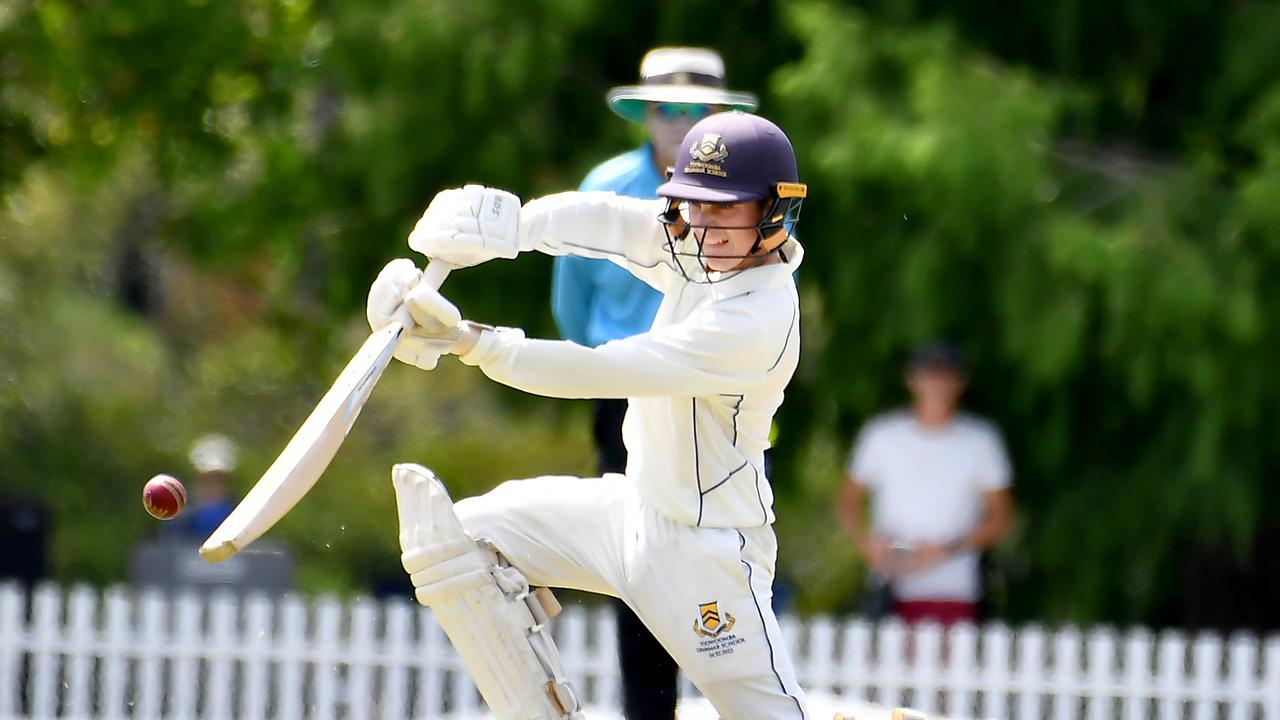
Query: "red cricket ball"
142 474 187 520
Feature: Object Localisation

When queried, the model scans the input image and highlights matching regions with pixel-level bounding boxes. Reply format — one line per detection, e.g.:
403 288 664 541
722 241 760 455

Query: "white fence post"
912 623 943 716
346 597 377 720
64 585 97 719
1050 625 1082 720
592 603 620 708
239 593 274 720
134 589 167 720
556 605 589 702
1121 628 1153 720
981 623 1013 720
382 599 412 720
275 594 308 720
313 595 343 720
1225 633 1257 720
1190 633 1223 720
804 616 838 697
945 622 978 718
0 584 20 717
1157 631 1187 720
1015 625 1047 720
417 607 446 718
877 619 908 709
1084 627 1117 720
206 592 239 720
1264 636 1280 720
169 590 203 720
98 587 131 720
840 618 873 700
27 584 60 720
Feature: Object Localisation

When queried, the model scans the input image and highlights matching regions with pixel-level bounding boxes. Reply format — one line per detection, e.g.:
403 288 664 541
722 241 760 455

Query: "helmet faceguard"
658 184 806 281
655 112 806 282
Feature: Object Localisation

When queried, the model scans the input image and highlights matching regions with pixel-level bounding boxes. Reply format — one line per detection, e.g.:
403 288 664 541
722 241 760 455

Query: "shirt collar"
707 237 804 301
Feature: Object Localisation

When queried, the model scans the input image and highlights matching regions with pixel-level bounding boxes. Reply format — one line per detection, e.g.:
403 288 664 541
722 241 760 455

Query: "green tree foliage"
770 2 1280 622
2 0 1278 623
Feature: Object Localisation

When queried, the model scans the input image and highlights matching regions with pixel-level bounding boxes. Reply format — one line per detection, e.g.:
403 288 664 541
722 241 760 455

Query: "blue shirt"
551 144 665 347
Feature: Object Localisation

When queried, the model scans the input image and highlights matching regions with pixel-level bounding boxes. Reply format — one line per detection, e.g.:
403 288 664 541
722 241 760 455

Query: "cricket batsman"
367 111 809 718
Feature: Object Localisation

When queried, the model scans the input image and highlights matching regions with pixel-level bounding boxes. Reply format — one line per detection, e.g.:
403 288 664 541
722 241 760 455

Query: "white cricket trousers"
455 473 809 720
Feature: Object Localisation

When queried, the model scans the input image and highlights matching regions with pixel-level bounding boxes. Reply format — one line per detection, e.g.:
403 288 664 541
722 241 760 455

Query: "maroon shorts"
892 599 979 625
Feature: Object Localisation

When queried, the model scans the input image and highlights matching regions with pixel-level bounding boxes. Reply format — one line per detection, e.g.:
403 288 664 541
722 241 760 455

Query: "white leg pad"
391 463 583 719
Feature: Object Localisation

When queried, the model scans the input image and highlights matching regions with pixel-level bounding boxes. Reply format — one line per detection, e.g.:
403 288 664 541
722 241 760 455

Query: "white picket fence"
0 583 1277 720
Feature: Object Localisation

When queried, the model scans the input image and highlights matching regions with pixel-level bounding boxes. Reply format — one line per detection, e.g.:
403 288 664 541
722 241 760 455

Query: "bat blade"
199 261 451 564
199 321 404 563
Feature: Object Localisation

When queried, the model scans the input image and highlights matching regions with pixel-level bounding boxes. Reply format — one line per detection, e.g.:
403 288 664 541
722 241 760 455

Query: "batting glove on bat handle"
392 261 459 370
366 259 451 333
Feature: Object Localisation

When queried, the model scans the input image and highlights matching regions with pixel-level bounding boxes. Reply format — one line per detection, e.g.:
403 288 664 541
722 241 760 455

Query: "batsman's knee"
390 463 581 719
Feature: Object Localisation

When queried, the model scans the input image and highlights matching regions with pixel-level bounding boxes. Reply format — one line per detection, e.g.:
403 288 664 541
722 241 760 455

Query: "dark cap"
907 340 967 375
657 111 800 204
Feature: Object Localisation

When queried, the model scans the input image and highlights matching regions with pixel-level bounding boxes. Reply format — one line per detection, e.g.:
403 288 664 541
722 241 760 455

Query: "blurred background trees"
2 0 1278 629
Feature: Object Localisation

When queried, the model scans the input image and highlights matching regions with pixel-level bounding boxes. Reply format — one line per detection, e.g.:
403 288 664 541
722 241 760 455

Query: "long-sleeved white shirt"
459 191 802 528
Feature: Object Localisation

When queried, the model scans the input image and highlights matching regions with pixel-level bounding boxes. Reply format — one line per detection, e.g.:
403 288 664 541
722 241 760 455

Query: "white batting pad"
391 463 582 720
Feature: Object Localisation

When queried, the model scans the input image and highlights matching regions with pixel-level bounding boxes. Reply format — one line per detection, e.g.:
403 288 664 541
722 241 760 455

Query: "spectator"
550 46 757 720
836 340 1014 626
177 433 238 541
0 498 49 586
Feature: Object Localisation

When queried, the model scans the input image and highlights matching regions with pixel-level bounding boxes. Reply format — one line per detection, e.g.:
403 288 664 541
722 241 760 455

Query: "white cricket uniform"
453 191 809 719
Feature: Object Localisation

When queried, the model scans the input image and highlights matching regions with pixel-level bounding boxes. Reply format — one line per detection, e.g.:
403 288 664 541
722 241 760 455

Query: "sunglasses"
654 103 713 121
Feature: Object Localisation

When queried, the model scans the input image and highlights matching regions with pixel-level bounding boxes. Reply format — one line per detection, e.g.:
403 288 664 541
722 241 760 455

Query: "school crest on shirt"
693 601 736 638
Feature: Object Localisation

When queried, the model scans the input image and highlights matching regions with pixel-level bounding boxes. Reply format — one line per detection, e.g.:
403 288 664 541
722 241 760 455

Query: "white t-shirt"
847 410 1012 602
460 191 802 529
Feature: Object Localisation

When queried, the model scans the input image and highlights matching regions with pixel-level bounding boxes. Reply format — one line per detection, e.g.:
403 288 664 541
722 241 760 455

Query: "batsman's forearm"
460 328 743 400
520 192 673 289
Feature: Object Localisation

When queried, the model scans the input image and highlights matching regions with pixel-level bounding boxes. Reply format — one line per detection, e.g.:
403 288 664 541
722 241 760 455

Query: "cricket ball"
142 474 187 520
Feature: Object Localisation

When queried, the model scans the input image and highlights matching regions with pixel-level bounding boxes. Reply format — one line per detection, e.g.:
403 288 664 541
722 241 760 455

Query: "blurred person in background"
0 498 49 587
550 46 757 719
177 433 238 541
836 340 1015 625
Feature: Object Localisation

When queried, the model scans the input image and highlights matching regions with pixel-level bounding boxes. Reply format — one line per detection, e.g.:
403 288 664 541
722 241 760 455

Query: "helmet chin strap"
755 227 790 254
729 204 790 270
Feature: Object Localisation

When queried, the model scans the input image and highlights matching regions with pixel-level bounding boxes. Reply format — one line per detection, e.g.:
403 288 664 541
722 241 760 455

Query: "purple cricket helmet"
656 111 807 280
657 111 804 204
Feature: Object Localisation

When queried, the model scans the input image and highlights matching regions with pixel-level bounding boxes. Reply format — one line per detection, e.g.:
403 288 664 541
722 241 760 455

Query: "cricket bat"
199 262 451 563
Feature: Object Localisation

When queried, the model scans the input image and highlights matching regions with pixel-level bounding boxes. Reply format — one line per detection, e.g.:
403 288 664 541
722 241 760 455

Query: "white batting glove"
404 283 485 358
367 258 420 333
407 185 521 268
366 258 456 371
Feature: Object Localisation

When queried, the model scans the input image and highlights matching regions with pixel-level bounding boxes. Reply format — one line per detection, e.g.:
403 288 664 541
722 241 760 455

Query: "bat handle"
421 261 452 291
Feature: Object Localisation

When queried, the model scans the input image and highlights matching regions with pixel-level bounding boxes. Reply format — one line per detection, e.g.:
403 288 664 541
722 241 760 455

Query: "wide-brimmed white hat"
606 47 758 123
189 433 238 474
